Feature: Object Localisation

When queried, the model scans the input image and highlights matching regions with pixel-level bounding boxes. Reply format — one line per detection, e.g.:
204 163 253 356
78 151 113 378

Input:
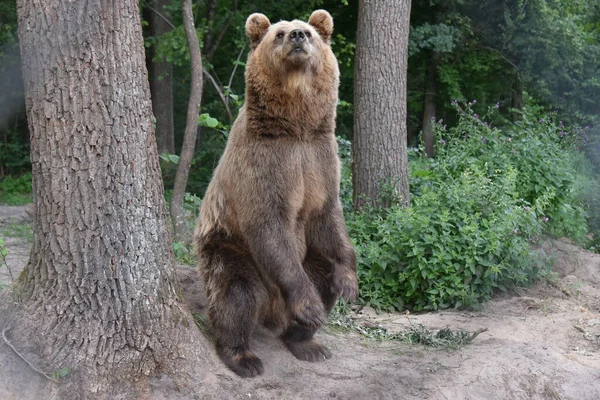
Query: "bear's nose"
290 29 306 44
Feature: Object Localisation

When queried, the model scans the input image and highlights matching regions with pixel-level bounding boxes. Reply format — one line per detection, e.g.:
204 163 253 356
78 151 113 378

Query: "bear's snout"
290 29 307 45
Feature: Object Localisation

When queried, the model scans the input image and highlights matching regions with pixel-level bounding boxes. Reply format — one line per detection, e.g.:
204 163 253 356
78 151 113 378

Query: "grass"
0 192 32 206
1 222 33 242
192 313 211 337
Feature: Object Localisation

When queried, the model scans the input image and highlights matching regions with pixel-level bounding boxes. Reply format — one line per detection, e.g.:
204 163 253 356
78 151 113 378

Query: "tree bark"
422 52 440 158
148 0 175 154
170 0 204 242
14 0 214 395
353 0 412 210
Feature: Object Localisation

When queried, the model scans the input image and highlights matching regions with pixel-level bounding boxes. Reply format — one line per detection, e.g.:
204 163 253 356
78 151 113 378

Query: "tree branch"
205 0 239 60
146 4 176 30
227 45 246 91
480 45 521 78
171 0 204 242
203 70 233 122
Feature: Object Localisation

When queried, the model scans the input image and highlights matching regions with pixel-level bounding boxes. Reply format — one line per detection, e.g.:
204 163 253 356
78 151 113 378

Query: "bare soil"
1 205 599 399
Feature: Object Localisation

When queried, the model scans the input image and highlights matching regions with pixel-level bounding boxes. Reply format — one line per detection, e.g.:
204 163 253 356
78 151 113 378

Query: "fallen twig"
469 327 489 342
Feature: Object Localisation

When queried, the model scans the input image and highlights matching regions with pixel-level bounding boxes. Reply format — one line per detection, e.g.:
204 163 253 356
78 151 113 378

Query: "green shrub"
0 137 30 176
0 172 32 205
434 104 587 242
344 104 589 311
349 165 545 311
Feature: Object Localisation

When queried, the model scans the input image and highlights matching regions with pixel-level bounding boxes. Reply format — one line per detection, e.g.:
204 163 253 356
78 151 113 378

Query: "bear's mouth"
288 46 307 56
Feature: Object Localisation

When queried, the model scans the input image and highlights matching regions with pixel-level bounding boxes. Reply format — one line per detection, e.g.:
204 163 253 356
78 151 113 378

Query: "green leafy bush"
345 105 589 311
0 172 32 205
434 104 588 242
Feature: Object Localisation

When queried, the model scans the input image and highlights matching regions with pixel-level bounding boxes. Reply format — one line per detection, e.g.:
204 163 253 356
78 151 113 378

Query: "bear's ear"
308 9 333 41
246 13 271 45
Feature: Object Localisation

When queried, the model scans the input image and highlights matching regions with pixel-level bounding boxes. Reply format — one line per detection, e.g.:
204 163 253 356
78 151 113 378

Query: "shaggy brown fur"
194 10 358 378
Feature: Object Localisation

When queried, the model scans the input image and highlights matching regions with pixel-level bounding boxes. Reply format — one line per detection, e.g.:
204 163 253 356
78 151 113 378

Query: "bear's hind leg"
281 249 337 362
202 243 267 377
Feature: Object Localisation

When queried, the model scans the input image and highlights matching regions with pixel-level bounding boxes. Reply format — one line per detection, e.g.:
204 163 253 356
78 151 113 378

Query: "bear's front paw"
332 270 359 302
289 290 327 329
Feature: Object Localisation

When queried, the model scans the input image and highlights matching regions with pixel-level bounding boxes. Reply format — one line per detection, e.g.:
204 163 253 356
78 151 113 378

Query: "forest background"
1 0 599 312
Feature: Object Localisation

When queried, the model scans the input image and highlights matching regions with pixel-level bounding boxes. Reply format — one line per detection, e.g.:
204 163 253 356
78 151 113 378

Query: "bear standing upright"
194 10 358 378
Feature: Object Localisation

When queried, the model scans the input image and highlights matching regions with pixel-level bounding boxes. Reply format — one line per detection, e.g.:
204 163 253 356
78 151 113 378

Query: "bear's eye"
305 31 311 38
276 32 284 40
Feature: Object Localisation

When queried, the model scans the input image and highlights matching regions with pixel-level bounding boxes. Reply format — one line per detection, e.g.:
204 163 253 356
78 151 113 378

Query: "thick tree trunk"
14 0 214 395
148 0 175 154
170 0 204 242
422 52 440 158
353 0 412 210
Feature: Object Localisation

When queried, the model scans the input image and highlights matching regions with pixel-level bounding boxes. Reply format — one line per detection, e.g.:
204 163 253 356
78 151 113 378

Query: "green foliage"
400 324 481 349
198 113 220 129
145 25 198 67
0 0 18 54
0 139 30 176
173 241 195 265
346 105 588 312
159 153 180 164
0 173 32 205
185 131 228 197
436 103 588 241
569 150 600 252
170 194 201 265
409 22 461 55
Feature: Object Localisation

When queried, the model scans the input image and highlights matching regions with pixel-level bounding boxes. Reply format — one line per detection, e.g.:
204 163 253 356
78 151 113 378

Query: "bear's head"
244 10 338 97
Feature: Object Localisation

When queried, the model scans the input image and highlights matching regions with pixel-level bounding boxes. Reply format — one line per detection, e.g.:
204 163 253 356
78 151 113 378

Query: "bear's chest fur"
293 142 330 223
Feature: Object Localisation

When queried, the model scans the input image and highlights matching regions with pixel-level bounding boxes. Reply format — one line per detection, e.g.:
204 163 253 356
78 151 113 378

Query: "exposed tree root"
2 327 59 383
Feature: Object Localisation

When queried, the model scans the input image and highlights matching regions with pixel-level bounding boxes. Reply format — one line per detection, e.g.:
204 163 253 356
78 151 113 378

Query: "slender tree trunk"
203 0 217 59
13 0 214 395
353 0 411 210
170 0 204 242
511 78 523 110
422 52 440 158
148 0 175 154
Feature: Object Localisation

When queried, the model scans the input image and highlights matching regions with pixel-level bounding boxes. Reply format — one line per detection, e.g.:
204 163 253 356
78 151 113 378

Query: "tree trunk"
203 0 217 59
511 77 523 110
148 0 175 154
170 0 204 242
14 0 214 395
422 52 440 158
352 0 412 210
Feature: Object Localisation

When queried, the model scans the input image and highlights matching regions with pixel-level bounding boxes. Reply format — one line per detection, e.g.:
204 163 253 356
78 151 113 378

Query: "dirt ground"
1 205 599 399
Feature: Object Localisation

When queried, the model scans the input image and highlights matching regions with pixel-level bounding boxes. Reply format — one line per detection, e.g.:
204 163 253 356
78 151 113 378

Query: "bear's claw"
285 339 332 362
332 271 359 302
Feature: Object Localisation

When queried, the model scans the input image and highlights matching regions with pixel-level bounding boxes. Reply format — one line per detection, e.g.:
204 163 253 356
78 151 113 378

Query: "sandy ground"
1 205 599 399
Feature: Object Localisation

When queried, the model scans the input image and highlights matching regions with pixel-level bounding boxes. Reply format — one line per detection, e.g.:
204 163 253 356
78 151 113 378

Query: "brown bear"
194 9 358 378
